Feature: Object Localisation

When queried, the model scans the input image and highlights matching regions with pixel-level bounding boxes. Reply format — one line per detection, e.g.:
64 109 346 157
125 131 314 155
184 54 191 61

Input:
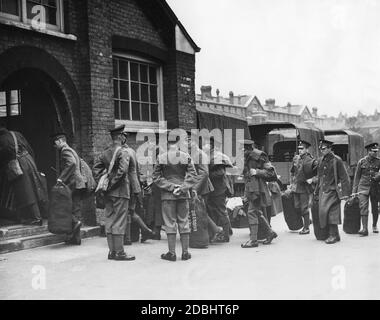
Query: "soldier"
291 140 318 235
93 125 135 261
206 137 234 243
122 132 155 244
153 135 197 262
241 140 278 248
352 142 380 235
315 140 351 244
52 132 85 245
0 122 47 225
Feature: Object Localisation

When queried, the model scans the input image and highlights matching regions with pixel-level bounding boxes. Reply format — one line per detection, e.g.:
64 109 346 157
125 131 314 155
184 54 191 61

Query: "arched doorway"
0 46 81 223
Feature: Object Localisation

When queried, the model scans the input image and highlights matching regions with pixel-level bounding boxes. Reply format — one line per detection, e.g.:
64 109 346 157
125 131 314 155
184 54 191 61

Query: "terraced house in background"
0 0 200 244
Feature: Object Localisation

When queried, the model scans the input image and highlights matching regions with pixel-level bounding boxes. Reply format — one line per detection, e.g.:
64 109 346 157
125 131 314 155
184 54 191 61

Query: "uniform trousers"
162 199 190 234
105 196 129 235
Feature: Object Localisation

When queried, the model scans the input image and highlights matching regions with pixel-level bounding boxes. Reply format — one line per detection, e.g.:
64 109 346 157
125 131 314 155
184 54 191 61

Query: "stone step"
0 226 100 254
0 223 50 240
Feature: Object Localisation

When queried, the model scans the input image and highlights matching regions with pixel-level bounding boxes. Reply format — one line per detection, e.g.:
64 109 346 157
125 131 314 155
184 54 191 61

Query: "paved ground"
1 214 379 300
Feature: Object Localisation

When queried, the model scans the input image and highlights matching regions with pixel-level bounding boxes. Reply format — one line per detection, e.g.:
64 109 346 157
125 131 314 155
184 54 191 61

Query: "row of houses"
196 85 347 130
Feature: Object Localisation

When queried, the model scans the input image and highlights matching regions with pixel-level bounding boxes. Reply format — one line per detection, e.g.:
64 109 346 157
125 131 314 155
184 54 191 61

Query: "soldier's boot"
372 212 379 233
259 215 278 245
325 225 340 244
359 216 369 237
124 215 132 245
241 224 259 248
161 234 177 261
299 214 311 235
180 233 191 260
107 234 116 260
114 235 135 261
208 216 223 243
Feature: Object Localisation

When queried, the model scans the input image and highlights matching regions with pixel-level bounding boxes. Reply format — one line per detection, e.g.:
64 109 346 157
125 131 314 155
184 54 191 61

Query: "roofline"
158 0 201 52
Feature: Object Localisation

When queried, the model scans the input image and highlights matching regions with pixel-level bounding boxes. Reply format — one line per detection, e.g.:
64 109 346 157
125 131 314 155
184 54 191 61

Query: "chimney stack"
200 86 212 100
229 91 234 105
216 89 220 102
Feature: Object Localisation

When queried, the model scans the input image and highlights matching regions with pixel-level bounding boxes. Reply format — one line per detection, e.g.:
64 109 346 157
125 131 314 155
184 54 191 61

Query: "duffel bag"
48 183 73 234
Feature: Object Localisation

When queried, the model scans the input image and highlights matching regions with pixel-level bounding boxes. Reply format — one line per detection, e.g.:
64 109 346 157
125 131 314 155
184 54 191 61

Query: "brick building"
0 0 199 227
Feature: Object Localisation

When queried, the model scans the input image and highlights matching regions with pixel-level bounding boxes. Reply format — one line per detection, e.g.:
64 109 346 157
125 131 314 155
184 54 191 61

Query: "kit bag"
7 131 23 181
48 183 73 235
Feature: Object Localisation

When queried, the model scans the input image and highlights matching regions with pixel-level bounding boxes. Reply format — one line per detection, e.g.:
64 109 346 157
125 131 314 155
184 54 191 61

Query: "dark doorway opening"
0 68 64 223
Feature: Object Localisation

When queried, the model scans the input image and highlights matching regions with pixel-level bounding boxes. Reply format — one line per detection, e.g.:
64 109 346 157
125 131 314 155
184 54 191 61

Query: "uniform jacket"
244 149 276 190
153 149 197 200
58 145 86 190
352 155 380 195
291 152 317 194
208 149 233 197
191 147 214 196
315 152 350 228
93 145 130 199
124 146 142 194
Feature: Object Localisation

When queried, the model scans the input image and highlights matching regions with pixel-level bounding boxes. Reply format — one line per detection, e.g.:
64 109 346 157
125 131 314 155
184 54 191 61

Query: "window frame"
0 89 22 118
112 52 164 131
0 0 64 32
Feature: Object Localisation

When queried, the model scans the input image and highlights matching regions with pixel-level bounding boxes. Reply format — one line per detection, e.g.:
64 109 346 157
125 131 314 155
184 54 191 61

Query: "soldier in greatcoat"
0 122 47 225
93 125 135 261
52 132 85 245
290 140 318 235
352 142 380 235
153 135 197 262
241 140 278 248
315 140 351 244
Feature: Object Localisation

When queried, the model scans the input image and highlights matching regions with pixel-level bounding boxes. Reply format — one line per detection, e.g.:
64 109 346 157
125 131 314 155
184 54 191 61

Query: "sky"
166 0 380 117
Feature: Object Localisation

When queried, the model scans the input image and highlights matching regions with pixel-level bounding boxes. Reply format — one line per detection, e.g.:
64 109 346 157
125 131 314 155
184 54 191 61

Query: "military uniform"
153 146 197 261
242 147 278 247
315 140 351 244
290 140 318 234
207 149 233 242
352 143 380 234
93 125 135 261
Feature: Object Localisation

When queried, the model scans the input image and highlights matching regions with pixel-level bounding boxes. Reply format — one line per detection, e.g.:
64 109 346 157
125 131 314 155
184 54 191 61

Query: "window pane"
119 60 128 80
130 63 139 81
119 81 129 100
0 0 19 15
141 84 149 102
151 104 158 122
132 102 140 121
131 82 139 101
0 106 6 117
10 104 20 116
141 103 150 121
113 80 119 98
114 100 120 120
149 67 157 84
120 101 130 120
112 59 118 78
0 91 6 106
140 65 148 83
10 90 19 104
150 85 158 103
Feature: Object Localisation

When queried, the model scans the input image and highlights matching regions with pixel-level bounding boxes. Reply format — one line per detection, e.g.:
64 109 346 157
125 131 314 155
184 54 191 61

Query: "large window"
0 89 22 118
0 0 64 32
113 55 161 124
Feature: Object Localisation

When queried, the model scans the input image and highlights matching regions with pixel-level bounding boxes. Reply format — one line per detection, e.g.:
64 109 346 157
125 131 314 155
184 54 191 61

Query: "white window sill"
0 18 77 41
115 120 164 133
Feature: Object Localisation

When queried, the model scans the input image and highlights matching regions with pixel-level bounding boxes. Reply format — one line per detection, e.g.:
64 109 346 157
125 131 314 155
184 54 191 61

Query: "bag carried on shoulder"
7 131 23 181
95 147 121 209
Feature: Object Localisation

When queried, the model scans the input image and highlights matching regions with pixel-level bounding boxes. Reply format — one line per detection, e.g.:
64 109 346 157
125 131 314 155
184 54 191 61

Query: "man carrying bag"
93 125 135 261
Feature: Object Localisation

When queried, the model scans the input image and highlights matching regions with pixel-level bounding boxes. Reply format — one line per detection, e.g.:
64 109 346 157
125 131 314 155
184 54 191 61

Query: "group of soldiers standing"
2 119 379 261
289 139 380 244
